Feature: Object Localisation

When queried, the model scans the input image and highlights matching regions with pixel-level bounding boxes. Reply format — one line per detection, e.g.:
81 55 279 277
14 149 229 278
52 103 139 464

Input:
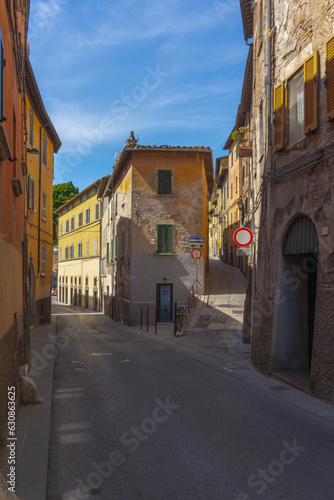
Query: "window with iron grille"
41 246 46 275
156 225 173 254
42 193 47 220
42 132 47 165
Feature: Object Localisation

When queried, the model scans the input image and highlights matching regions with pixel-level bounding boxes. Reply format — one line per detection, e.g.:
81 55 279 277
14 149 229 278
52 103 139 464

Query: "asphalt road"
47 302 334 500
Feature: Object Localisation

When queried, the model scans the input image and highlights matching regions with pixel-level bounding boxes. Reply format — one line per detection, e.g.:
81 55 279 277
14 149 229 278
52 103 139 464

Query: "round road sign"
233 227 254 247
191 248 202 259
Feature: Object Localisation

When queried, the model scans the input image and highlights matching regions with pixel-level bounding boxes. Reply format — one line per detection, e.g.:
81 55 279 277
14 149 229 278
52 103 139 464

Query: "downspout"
266 0 273 250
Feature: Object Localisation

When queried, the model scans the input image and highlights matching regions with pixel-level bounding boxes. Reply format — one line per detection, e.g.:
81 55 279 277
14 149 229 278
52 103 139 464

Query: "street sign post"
191 248 202 294
189 237 204 249
233 227 254 247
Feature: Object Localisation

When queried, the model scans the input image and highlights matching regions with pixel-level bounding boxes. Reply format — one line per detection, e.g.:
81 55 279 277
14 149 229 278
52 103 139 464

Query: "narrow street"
47 261 334 500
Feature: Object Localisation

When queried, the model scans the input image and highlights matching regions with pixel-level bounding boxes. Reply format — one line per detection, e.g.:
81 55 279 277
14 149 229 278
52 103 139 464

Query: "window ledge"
155 194 176 198
286 137 307 152
155 253 175 256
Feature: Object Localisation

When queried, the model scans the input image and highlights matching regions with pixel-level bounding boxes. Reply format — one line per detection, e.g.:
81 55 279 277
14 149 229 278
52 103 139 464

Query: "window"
288 67 304 145
107 242 109 261
78 212 83 227
79 277 81 285
66 220 69 233
86 277 88 286
42 132 47 165
60 223 63 236
158 170 172 195
0 33 4 121
78 242 82 258
230 183 233 198
42 193 46 220
41 246 46 275
65 246 68 260
69 245 74 259
29 110 34 146
86 240 89 256
70 216 74 231
32 180 36 211
246 158 249 176
94 277 97 287
95 203 99 220
274 52 318 150
156 225 173 254
86 191 90 200
242 166 245 184
75 277 77 285
94 238 97 255
235 177 238 193
79 196 83 204
59 247 62 261
28 175 32 209
231 212 233 225
244 198 248 216
85 208 90 224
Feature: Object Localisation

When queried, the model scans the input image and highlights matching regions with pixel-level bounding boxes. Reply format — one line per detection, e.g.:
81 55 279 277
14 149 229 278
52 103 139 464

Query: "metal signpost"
191 248 202 293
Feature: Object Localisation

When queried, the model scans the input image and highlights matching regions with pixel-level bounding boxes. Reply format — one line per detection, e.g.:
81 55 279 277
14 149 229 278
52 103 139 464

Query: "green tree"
53 181 79 223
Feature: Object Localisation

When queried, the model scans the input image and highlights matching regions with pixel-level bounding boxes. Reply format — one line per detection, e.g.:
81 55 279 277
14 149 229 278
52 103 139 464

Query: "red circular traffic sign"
191 248 202 259
233 227 254 247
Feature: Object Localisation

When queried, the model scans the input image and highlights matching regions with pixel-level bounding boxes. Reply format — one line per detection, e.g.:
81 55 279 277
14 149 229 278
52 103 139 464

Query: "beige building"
55 180 102 310
99 133 214 325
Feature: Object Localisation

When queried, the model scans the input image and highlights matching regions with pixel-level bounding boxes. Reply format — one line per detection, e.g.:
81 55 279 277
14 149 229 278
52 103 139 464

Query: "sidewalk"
12 320 56 500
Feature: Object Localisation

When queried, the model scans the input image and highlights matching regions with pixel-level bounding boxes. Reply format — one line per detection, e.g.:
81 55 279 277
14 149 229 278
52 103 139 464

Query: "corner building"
99 134 214 325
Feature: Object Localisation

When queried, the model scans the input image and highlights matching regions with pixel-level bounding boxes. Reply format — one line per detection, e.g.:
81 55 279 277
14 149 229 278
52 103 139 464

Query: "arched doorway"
28 263 36 327
272 216 318 375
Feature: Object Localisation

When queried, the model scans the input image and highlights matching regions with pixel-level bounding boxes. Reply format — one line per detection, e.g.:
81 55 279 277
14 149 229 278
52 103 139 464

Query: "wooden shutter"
304 52 318 134
0 39 4 120
166 225 173 253
326 35 334 121
158 170 172 195
274 82 285 151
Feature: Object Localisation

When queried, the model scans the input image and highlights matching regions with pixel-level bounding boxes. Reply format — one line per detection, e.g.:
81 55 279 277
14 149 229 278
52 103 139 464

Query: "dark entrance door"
157 284 173 322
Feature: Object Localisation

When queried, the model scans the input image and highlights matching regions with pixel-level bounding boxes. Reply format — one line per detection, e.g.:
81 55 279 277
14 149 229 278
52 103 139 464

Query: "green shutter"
111 238 114 260
107 242 109 261
166 225 173 253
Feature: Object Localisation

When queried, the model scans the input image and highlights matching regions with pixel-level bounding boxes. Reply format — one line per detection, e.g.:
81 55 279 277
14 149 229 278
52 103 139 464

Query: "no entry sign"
233 227 254 247
191 248 202 259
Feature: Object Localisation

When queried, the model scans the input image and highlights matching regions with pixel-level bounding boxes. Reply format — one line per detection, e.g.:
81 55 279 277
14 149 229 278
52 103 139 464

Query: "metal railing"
174 280 198 335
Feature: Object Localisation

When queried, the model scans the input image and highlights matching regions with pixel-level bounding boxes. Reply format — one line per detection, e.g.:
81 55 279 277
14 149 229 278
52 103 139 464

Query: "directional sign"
233 227 254 247
189 237 204 249
191 248 202 259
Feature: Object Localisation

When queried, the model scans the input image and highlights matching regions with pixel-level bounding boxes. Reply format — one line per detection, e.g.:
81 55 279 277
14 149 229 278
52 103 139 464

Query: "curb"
14 318 57 500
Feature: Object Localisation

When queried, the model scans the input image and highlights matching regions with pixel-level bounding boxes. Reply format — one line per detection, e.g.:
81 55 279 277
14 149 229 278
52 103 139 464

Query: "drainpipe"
37 126 42 274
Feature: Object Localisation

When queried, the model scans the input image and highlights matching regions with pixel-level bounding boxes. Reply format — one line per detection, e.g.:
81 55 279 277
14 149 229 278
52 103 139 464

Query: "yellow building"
55 180 102 310
25 58 61 326
99 133 214 325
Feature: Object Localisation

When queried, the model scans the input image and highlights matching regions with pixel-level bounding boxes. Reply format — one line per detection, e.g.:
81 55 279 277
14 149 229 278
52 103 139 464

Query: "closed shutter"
157 225 173 253
158 170 172 195
304 52 318 134
274 82 285 151
326 35 334 121
0 38 4 120
107 242 109 261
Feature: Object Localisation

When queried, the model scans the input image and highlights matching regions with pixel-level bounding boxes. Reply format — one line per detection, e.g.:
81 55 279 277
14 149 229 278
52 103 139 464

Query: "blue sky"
28 0 248 191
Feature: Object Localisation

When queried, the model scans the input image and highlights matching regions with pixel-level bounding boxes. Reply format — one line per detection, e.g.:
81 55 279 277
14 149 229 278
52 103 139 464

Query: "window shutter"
0 39 4 120
107 242 109 261
274 82 285 151
304 52 318 134
157 226 163 254
166 225 173 253
28 175 32 209
326 35 334 121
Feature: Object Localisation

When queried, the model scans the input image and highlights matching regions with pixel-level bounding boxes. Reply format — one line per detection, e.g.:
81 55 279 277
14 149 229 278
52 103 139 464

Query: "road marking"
91 353 113 356
120 359 130 363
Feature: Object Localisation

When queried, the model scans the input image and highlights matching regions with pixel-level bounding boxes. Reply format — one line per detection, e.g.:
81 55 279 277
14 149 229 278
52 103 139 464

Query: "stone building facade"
240 0 334 403
99 133 213 326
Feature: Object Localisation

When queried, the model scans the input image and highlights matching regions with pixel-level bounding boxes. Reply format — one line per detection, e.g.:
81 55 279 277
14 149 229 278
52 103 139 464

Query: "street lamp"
237 198 244 226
